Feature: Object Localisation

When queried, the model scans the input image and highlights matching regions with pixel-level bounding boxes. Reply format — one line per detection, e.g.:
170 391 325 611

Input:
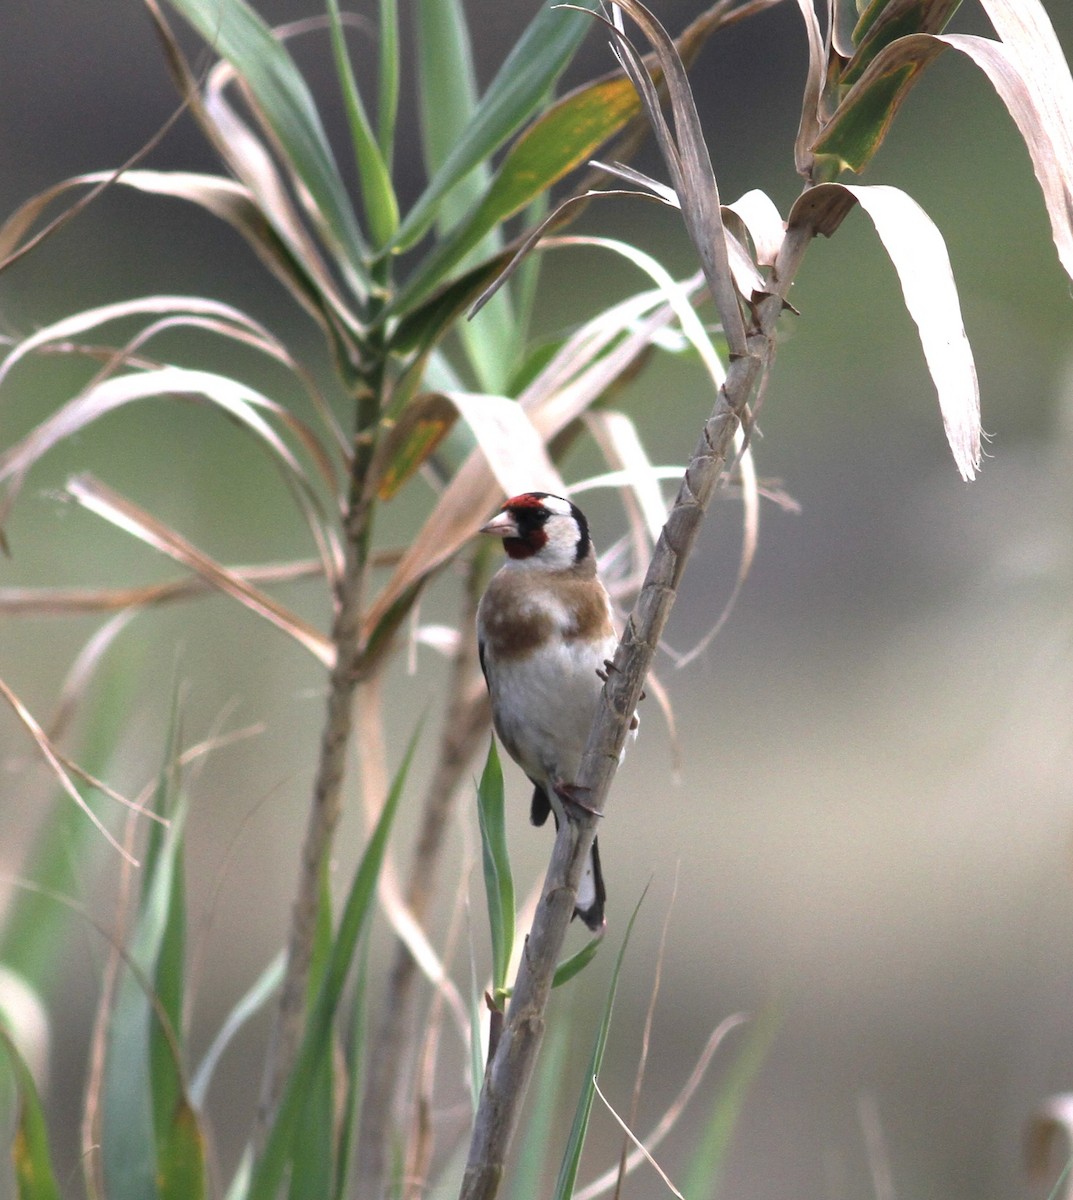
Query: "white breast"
486 632 620 791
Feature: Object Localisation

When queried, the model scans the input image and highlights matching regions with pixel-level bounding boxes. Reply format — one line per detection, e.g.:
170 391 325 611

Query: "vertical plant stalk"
458 221 816 1200
257 373 382 1137
356 556 491 1198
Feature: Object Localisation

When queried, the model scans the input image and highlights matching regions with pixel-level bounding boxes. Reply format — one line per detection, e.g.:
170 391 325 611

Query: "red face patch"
502 492 546 510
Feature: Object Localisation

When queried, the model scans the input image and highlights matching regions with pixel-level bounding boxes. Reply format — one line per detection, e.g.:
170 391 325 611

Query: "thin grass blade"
682 1006 779 1200
101 704 205 1200
332 935 371 1200
246 724 421 1200
574 1014 748 1200
552 883 649 1200
0 677 137 865
190 953 284 1108
0 625 140 1004
476 740 515 997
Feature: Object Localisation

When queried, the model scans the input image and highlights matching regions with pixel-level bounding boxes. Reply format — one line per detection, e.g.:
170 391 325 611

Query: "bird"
475 491 636 932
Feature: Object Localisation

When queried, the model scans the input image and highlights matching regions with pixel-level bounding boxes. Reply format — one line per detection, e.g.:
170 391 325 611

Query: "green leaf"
247 724 422 1200
552 883 649 1200
163 0 369 287
815 57 925 172
324 0 398 248
103 705 206 1200
386 250 516 366
190 953 285 1109
156 1099 208 1200
551 933 603 988
683 1006 780 1200
377 0 400 160
394 0 599 253
368 395 459 501
0 1027 61 1200
414 0 486 232
286 873 335 1200
332 935 371 1200
845 0 962 80
412 0 515 391
389 72 641 317
476 740 515 997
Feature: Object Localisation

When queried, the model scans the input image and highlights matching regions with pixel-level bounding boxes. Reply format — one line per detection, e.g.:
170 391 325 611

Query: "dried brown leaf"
0 559 325 617
792 0 828 177
597 0 748 354
65 475 334 666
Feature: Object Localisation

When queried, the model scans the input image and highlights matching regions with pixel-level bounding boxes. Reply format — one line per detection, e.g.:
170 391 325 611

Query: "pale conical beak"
479 511 518 538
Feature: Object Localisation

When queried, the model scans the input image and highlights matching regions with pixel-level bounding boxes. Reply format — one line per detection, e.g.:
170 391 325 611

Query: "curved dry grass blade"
0 87 190 274
640 668 681 781
354 677 470 1039
946 22 1073 284
667 426 759 669
573 1014 750 1200
593 0 748 355
726 189 785 268
613 868 679 1196
593 1078 684 1199
0 677 138 864
791 0 828 178
168 0 370 291
202 59 369 308
47 610 138 744
0 359 338 571
816 16 1073 284
583 411 668 572
65 475 334 666
587 165 769 302
789 182 981 480
0 559 325 617
1026 1093 1073 1198
545 234 725 381
146 0 370 325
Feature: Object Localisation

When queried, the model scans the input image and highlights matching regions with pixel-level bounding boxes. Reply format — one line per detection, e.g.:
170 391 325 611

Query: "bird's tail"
575 836 606 932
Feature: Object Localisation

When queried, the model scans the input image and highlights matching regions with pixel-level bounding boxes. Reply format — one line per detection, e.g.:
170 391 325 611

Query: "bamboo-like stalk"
457 220 816 1200
256 369 382 1136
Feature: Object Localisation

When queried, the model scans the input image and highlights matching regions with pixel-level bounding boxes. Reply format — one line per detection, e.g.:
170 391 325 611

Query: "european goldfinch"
476 492 634 931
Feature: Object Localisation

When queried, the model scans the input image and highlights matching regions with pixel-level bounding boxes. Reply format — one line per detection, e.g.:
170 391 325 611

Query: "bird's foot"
596 658 646 702
554 781 603 821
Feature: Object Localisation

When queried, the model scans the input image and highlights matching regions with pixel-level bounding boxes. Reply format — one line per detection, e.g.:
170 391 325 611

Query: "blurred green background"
2 2 1073 1198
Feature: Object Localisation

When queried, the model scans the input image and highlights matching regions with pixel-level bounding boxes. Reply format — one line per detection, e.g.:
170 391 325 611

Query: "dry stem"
458 220 816 1200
